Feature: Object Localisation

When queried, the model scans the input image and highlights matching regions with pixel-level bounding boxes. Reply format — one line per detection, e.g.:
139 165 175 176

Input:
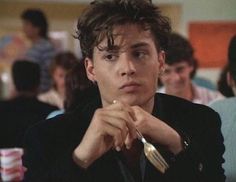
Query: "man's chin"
118 96 140 106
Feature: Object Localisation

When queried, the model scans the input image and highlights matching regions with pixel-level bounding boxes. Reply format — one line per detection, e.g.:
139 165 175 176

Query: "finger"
110 101 136 127
131 106 145 128
107 101 137 143
102 114 128 141
103 123 125 151
108 100 134 117
104 109 137 140
93 108 129 145
131 105 141 119
101 108 137 149
112 100 137 124
124 133 133 149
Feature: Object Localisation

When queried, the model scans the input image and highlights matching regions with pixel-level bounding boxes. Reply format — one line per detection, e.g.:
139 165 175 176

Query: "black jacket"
0 96 58 148
23 93 225 182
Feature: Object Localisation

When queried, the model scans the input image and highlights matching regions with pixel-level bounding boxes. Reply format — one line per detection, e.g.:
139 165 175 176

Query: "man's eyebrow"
130 42 150 49
98 42 150 52
99 45 120 52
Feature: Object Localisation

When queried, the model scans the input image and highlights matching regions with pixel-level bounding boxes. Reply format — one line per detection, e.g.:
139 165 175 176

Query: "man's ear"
158 50 166 73
85 58 96 83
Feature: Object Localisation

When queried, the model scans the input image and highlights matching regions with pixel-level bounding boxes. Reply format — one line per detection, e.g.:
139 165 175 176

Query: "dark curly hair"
50 51 78 89
165 33 195 66
76 0 171 59
64 61 96 111
165 33 197 78
21 9 49 39
12 60 40 92
228 35 236 81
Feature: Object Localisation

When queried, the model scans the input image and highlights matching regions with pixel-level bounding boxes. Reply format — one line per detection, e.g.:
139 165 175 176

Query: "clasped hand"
73 100 181 168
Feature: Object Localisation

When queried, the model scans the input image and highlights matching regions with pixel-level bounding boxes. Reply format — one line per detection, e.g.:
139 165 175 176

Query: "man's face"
85 24 164 108
160 61 193 95
22 20 39 40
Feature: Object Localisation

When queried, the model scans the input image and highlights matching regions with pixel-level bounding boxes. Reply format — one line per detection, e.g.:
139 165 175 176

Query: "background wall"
155 0 236 83
0 0 236 92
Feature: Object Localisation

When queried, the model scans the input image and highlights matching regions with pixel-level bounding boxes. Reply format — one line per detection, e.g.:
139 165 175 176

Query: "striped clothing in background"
25 38 56 92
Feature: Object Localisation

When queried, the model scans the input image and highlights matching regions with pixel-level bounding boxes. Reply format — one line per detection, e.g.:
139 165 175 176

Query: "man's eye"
133 51 147 59
104 54 118 61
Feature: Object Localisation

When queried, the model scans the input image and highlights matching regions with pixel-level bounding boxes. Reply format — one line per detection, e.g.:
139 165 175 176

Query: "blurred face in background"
160 61 193 95
52 66 66 91
22 20 39 40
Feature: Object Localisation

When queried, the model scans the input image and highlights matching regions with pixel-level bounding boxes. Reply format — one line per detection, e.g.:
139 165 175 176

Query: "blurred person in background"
46 60 99 118
158 33 224 105
0 60 58 148
38 51 78 109
217 65 234 97
64 60 98 112
21 8 56 92
210 35 236 182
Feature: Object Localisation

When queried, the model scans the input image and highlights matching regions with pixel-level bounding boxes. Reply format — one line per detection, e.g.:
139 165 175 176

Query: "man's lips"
119 82 141 92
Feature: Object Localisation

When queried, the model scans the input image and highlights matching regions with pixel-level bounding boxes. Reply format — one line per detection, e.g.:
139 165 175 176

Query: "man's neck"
57 87 65 99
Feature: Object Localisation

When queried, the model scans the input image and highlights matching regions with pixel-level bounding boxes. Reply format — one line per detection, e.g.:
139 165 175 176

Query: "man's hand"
132 106 183 155
73 101 137 168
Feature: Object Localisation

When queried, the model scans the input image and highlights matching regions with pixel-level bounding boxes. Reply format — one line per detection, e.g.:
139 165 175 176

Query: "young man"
158 33 224 105
23 1 225 181
21 9 56 92
210 35 236 182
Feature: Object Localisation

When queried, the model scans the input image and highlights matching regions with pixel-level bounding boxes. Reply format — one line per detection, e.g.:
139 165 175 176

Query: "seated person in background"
158 33 224 105
38 51 78 109
23 1 225 181
210 35 236 182
0 60 58 148
63 61 98 112
47 61 99 118
217 64 234 97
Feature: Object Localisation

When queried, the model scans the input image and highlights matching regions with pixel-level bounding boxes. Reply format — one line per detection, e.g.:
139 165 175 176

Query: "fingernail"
126 144 131 150
116 146 121 151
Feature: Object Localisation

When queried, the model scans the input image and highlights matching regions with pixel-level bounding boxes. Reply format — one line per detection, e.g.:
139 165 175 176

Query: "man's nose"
119 57 136 76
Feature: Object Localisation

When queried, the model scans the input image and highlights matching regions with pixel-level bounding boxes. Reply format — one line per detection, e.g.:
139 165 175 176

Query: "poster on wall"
189 22 236 68
0 31 68 65
0 31 69 99
0 34 29 99
0 33 29 64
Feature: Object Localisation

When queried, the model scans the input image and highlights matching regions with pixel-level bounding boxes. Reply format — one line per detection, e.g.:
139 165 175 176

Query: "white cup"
0 148 24 181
